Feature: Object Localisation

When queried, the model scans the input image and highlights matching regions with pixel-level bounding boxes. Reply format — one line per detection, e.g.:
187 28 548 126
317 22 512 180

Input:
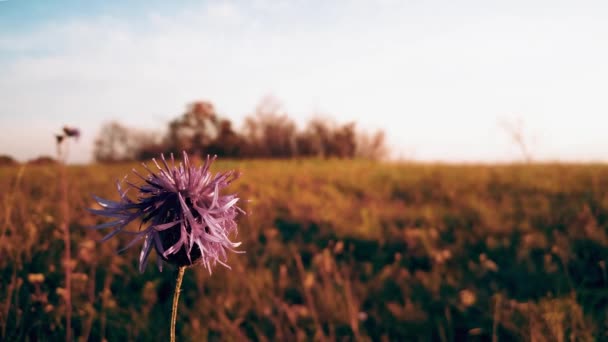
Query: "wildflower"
27 273 45 284
89 152 244 273
459 289 476 307
62 126 81 139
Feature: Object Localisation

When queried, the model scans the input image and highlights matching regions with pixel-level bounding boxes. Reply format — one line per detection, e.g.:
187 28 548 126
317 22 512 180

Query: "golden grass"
0 159 607 341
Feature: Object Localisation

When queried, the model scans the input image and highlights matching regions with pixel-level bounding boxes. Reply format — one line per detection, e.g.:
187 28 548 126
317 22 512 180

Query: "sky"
1 0 607 163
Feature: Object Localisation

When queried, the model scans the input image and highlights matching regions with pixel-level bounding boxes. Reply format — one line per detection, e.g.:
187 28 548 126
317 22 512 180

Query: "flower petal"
138 234 153 273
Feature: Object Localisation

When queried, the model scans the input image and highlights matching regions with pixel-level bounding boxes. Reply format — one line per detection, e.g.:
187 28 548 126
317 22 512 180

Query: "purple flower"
89 152 244 273
63 126 81 139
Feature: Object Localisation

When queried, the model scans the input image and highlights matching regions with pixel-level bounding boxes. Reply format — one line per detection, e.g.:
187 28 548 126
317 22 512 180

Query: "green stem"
171 266 186 342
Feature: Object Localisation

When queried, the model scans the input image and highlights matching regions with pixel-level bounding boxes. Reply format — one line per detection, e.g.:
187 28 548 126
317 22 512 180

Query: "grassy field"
1 159 607 341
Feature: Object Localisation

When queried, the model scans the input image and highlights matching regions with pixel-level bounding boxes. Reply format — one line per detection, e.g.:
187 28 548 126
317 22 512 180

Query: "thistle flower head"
62 126 81 139
89 152 244 273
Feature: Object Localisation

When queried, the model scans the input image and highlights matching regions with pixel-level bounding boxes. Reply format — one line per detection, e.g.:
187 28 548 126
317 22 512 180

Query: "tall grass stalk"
57 138 72 342
171 266 186 342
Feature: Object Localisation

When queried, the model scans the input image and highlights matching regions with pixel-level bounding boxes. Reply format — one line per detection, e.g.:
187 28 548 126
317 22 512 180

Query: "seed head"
89 152 244 273
62 126 81 139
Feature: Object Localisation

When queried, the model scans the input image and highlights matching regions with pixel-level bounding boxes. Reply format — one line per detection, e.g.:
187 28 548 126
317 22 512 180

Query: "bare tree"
94 121 161 163
94 121 132 162
166 101 221 156
298 117 332 158
242 96 297 158
355 129 388 160
500 117 533 163
207 119 245 157
328 122 357 158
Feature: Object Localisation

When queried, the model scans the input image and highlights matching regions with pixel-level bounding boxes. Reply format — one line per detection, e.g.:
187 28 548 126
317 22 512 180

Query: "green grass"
1 159 607 341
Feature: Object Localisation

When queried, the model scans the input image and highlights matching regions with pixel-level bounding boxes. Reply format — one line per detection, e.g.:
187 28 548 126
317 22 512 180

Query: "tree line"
94 97 388 163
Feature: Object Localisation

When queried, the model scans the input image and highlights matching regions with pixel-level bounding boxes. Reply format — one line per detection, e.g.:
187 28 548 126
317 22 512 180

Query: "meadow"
1 159 607 341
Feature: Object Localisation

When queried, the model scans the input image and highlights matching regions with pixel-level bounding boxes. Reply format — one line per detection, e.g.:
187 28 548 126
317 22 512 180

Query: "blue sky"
1 0 608 163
